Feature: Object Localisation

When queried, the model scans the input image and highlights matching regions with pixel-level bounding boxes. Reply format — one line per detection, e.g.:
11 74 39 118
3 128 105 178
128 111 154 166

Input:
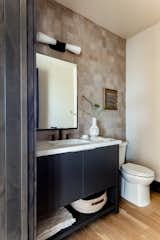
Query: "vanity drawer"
37 151 83 214
83 145 119 197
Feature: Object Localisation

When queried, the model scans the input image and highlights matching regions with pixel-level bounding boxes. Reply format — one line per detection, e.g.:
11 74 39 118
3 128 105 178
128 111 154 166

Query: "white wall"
126 22 160 182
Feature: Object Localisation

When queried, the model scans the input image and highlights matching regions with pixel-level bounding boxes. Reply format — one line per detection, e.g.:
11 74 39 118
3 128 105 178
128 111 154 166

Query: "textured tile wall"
37 0 126 141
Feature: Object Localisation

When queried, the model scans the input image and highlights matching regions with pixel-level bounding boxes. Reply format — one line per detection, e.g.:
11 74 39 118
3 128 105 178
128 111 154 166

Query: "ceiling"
56 0 160 39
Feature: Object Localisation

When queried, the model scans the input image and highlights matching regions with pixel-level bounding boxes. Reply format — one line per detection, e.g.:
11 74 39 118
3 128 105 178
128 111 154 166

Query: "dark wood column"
0 1 6 239
27 0 37 239
0 0 36 239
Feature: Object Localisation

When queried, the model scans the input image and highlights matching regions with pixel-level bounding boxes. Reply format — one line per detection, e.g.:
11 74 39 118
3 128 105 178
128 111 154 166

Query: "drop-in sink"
48 139 91 148
90 137 115 143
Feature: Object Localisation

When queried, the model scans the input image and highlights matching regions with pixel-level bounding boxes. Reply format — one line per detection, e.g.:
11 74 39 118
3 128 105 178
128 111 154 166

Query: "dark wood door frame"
0 0 36 239
27 0 37 239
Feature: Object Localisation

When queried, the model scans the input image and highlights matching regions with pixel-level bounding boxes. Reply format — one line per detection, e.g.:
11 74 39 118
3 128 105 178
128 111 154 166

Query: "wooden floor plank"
67 192 160 240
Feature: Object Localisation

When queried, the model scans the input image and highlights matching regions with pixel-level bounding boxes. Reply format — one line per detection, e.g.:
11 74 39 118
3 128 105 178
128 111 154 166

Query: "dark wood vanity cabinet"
37 145 119 218
84 146 118 196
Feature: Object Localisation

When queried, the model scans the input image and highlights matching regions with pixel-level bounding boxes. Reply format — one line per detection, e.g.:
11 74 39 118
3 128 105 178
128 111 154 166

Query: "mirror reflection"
36 53 77 129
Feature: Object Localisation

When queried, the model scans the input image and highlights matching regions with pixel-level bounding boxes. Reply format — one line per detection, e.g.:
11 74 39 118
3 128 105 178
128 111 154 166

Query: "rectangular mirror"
36 53 78 130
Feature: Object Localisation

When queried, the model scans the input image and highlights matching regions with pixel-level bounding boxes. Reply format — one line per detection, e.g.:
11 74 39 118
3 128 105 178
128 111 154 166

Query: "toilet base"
121 177 150 207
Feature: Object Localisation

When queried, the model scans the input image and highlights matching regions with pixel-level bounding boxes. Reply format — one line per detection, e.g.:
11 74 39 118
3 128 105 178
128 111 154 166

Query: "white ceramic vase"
89 117 99 138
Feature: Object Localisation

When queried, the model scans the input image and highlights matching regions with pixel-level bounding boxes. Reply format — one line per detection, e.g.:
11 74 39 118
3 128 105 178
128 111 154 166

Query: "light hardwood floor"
67 192 160 240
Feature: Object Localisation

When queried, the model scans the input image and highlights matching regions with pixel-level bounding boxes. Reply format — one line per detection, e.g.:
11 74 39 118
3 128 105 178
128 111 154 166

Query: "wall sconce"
37 32 82 55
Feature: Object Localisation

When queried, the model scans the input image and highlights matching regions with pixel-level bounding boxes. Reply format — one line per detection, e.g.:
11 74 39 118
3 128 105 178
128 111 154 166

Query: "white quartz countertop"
37 138 122 157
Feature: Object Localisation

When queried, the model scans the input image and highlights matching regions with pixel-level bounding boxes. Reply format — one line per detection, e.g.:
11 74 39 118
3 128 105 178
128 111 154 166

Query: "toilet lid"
122 163 154 178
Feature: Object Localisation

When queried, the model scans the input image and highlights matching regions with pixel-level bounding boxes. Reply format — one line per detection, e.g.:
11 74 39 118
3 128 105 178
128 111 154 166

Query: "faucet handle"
66 133 70 139
51 134 56 141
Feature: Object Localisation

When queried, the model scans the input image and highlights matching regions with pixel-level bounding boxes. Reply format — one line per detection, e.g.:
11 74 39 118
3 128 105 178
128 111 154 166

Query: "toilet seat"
122 163 154 178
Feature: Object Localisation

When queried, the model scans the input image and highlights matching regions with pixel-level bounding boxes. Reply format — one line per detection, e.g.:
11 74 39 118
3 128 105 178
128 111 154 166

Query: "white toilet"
120 142 155 207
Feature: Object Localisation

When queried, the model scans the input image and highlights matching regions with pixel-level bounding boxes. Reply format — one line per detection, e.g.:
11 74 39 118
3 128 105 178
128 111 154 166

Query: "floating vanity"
37 138 121 240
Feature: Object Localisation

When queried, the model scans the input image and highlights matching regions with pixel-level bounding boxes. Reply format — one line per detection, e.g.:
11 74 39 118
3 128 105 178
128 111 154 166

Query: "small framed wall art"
104 88 118 110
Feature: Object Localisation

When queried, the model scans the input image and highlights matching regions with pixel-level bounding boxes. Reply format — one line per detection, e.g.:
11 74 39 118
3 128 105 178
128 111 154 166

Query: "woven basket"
71 191 107 214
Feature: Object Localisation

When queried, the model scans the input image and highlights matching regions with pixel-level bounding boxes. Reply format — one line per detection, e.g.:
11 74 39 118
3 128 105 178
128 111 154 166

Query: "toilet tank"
119 141 128 168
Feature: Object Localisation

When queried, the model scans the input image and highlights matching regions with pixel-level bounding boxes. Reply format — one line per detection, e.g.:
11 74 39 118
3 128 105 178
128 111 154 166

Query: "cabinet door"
84 145 119 197
37 151 83 214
